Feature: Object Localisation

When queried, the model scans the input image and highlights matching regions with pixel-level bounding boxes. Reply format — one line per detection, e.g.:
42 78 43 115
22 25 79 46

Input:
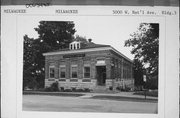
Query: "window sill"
59 79 66 81
48 78 55 81
82 79 91 82
70 79 78 82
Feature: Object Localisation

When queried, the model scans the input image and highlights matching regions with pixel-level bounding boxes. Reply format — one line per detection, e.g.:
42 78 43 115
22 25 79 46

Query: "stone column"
66 59 70 79
54 60 59 79
78 59 83 79
91 59 96 79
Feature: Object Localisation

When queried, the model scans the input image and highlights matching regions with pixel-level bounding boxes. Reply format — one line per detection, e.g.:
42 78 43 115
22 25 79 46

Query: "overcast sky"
19 15 153 60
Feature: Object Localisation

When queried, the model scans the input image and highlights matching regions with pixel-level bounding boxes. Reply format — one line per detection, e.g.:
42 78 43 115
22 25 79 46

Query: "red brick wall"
44 49 134 89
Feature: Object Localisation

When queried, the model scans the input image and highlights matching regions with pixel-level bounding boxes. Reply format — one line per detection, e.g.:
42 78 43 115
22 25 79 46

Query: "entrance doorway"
96 66 106 86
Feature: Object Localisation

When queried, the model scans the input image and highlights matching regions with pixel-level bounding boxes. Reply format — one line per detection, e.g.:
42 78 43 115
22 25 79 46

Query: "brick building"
43 40 134 91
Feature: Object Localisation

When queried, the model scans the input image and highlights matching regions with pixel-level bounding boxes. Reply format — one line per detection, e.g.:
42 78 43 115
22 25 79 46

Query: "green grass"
23 91 85 97
91 95 158 103
133 90 158 97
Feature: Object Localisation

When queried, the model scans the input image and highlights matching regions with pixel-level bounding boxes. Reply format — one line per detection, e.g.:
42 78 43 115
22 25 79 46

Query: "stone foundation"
45 78 134 91
45 79 97 90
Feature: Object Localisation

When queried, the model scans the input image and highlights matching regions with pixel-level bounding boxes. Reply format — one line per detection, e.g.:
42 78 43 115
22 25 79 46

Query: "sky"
19 15 150 60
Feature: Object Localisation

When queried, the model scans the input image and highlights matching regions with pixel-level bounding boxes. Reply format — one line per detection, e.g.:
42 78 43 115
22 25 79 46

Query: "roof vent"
88 39 92 43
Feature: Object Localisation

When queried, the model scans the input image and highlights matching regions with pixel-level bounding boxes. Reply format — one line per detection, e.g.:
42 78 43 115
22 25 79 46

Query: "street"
23 94 158 113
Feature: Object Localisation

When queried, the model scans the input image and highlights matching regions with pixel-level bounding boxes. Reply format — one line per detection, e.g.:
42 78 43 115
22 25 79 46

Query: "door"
96 66 106 86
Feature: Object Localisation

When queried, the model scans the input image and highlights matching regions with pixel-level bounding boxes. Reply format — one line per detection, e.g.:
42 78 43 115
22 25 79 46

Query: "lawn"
23 95 158 113
133 90 158 97
23 91 85 97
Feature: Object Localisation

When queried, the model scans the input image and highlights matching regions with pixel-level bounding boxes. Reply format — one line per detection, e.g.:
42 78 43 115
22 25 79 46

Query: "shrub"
60 87 64 91
44 81 59 92
84 88 90 92
144 77 158 90
124 86 131 92
71 87 76 92
119 85 131 92
116 86 122 91
44 87 53 92
23 76 38 90
133 90 158 97
64 89 72 92
51 81 59 91
134 86 143 91
109 86 113 90
76 88 84 92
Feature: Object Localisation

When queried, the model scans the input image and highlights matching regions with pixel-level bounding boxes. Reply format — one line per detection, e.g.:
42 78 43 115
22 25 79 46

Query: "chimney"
88 38 92 43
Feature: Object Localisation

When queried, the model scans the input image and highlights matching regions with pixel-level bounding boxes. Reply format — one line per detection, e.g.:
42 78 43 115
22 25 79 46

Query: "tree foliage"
133 59 144 87
23 21 76 89
73 35 88 43
35 21 76 50
72 35 92 48
23 35 37 89
125 23 159 76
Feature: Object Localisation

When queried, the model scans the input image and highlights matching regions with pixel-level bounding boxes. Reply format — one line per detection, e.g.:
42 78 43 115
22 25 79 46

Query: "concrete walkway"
80 92 157 100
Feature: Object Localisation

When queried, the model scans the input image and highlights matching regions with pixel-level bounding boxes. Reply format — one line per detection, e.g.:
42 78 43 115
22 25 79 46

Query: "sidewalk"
23 91 158 101
83 92 157 100
77 92 158 103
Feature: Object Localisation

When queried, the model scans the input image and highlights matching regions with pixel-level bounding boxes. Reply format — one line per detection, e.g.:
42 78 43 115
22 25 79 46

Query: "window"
70 44 73 50
59 66 66 78
74 44 76 49
49 67 55 78
71 66 78 78
77 43 79 49
84 66 90 78
69 41 81 50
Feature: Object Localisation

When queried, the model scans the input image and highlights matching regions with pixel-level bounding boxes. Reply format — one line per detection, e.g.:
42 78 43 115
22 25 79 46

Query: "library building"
43 39 134 91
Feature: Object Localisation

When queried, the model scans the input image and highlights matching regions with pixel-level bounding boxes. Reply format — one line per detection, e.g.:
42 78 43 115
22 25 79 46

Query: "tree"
133 59 144 89
125 23 159 76
72 35 92 48
35 21 76 50
73 35 88 43
23 21 76 89
23 35 38 89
